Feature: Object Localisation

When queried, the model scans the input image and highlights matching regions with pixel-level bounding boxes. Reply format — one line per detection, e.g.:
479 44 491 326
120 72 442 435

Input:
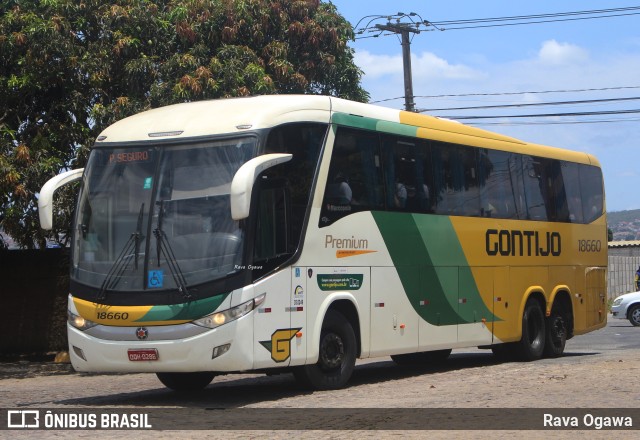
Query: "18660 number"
577 239 601 252
96 312 129 320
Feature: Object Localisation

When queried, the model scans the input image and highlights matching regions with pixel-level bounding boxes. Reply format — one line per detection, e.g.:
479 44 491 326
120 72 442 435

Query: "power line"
369 85 640 104
467 117 640 126
419 96 640 112
429 7 640 30
355 6 640 38
440 109 640 120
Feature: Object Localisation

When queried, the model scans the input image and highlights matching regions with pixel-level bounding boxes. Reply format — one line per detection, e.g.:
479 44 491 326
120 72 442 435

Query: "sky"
329 0 640 212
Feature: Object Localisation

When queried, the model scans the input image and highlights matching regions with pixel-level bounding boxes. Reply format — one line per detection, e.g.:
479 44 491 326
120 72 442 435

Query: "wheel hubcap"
319 333 344 370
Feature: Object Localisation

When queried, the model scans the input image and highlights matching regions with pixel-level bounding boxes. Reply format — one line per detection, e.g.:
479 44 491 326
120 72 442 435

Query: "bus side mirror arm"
38 168 84 230
230 154 292 220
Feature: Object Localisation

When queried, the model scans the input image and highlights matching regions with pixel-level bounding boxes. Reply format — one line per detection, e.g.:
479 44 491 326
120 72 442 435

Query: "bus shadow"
54 350 599 409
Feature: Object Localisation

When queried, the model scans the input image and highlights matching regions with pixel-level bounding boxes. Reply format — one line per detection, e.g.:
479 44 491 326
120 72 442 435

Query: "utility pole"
375 23 419 112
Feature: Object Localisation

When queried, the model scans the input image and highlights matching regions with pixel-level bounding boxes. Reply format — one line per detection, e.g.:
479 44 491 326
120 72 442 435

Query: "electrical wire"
370 86 640 104
419 96 640 112
439 109 640 120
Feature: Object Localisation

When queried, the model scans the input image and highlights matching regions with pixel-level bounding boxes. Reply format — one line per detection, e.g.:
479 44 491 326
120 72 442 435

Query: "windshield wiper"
153 200 192 301
97 203 145 301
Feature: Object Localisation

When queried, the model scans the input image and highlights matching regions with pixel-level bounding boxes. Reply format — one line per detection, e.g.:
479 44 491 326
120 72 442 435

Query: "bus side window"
432 142 480 217
560 161 583 223
579 165 604 223
381 135 429 212
521 156 549 221
320 127 384 226
478 149 518 219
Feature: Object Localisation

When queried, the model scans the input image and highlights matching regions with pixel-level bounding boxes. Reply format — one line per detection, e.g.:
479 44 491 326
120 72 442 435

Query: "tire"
391 349 452 366
156 372 215 392
628 304 640 327
543 309 567 358
293 310 357 390
514 298 546 361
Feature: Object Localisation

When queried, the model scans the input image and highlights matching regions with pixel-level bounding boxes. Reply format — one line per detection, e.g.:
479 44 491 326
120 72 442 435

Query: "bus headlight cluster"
193 293 266 329
68 310 98 331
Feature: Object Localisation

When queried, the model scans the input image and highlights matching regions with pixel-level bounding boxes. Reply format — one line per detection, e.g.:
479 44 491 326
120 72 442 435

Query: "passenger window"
381 136 432 212
432 142 480 216
478 149 518 219
320 128 384 226
521 156 549 221
580 165 604 223
560 162 583 223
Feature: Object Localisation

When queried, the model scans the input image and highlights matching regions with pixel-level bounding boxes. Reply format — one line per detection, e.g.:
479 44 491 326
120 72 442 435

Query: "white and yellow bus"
39 95 607 391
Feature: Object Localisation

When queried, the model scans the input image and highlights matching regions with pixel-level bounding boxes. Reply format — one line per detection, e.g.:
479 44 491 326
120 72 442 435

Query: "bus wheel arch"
293 301 359 390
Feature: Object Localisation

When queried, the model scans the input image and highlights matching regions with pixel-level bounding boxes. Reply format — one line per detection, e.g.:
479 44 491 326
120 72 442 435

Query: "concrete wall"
608 254 640 299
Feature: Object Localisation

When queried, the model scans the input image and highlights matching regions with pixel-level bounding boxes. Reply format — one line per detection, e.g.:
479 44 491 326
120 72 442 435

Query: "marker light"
193 293 266 329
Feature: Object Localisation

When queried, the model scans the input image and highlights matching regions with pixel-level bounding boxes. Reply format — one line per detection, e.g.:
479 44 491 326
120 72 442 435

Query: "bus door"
251 180 299 369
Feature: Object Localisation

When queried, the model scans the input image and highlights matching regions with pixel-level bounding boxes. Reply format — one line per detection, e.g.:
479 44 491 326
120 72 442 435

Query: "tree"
0 0 368 248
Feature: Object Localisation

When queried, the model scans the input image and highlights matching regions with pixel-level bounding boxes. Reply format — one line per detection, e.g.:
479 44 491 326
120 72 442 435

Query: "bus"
39 95 607 391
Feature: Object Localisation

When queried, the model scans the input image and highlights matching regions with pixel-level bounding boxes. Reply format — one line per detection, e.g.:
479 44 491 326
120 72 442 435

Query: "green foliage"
0 0 368 248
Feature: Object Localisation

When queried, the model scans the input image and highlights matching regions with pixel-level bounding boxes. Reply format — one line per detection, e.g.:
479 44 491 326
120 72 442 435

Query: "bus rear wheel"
293 310 356 390
543 309 567 358
514 298 546 361
156 372 215 392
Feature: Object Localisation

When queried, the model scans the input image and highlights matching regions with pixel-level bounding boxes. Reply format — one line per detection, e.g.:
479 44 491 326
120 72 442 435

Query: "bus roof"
95 95 598 166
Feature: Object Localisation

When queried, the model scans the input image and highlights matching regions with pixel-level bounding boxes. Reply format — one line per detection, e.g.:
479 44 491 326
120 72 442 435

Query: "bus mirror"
38 168 84 230
230 154 292 220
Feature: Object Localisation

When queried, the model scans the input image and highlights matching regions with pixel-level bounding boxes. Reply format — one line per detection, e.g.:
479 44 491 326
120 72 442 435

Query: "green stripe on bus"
135 292 230 322
372 212 497 325
332 113 418 138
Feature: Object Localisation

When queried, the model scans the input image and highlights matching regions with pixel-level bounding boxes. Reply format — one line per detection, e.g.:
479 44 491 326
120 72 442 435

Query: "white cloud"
355 50 483 80
537 39 589 65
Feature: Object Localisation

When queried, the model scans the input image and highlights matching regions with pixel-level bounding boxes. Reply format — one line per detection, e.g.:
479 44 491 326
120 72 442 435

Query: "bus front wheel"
515 298 546 361
156 372 215 392
293 310 356 390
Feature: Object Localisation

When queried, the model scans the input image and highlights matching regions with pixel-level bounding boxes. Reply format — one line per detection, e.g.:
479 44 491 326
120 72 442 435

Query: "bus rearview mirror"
230 153 292 220
38 168 84 230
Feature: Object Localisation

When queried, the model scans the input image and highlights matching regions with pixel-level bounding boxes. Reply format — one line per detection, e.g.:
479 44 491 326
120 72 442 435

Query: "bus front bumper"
67 317 255 373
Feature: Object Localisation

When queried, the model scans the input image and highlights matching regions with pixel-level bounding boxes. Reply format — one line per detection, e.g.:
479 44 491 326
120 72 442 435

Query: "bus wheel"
628 305 640 326
391 349 452 365
515 298 545 361
293 310 356 390
543 310 567 358
156 372 215 392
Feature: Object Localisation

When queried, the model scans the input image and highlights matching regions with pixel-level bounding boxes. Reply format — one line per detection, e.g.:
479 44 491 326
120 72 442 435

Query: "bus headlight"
68 310 98 331
193 293 266 329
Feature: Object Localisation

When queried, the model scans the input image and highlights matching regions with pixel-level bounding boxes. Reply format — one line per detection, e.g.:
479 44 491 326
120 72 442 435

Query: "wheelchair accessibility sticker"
148 270 164 288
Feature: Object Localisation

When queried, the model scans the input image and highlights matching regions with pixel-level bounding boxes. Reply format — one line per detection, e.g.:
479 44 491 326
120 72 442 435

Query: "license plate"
127 349 159 361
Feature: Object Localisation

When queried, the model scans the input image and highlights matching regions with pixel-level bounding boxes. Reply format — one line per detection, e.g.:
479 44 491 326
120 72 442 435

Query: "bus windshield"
73 137 257 293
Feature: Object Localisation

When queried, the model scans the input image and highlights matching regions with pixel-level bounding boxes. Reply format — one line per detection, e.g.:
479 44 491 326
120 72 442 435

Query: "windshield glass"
73 137 257 292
